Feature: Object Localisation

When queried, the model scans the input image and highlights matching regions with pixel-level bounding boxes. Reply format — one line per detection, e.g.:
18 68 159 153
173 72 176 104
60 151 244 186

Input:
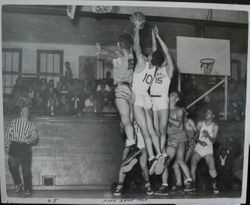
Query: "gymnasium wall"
2 41 97 79
2 11 248 80
4 116 123 189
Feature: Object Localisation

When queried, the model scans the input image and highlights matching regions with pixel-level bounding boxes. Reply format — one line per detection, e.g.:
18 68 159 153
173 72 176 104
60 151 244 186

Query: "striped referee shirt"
5 117 39 152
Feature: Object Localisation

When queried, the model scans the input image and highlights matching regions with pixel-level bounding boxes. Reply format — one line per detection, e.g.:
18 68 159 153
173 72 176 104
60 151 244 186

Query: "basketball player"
130 14 164 175
96 34 140 168
172 110 197 192
113 121 153 196
149 25 175 174
155 92 193 195
190 108 219 194
184 112 198 162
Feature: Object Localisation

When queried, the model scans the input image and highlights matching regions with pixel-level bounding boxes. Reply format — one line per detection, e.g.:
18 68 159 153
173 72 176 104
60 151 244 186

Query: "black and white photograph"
0 0 249 204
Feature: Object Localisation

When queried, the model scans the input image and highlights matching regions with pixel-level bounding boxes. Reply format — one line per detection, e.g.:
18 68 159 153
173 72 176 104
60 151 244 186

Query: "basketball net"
92 5 112 14
200 58 215 74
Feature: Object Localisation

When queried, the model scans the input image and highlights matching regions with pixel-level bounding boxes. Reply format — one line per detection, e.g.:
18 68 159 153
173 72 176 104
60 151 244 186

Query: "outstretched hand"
130 14 145 29
153 25 159 37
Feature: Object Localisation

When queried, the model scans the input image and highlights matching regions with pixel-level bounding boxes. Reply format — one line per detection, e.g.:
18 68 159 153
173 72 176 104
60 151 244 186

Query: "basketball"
131 12 146 28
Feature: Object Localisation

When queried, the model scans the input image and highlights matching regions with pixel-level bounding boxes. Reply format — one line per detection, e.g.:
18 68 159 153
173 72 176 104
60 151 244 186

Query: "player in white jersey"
96 33 140 168
130 14 164 175
190 108 219 194
113 121 153 196
149 26 175 175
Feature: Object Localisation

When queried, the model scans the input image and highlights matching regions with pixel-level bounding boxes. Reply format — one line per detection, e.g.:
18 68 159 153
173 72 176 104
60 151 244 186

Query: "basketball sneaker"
122 145 141 166
184 181 196 192
155 155 170 175
113 184 123 196
212 181 219 194
24 189 32 197
154 185 169 195
144 182 154 196
14 183 23 193
171 185 183 193
122 158 138 173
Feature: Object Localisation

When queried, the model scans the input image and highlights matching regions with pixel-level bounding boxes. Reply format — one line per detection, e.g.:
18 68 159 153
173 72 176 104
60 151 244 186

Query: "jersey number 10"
142 73 153 84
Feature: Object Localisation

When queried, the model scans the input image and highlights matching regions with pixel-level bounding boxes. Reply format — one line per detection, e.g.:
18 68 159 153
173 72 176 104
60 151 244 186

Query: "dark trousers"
8 142 32 191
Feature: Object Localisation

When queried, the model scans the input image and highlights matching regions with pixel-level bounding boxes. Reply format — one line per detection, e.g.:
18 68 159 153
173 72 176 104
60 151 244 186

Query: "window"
2 48 22 94
37 50 63 84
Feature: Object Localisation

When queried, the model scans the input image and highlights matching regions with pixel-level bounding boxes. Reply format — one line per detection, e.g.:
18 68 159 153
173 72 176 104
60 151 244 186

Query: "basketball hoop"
200 58 215 74
92 5 112 14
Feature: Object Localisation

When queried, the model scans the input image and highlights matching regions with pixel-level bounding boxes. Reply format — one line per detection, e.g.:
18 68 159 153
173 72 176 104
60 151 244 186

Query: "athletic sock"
162 183 168 187
126 139 136 147
149 156 155 161
184 178 192 184
156 153 162 159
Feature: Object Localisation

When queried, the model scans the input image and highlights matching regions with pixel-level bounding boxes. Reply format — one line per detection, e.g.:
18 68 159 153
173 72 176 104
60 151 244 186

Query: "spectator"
71 92 81 116
97 83 111 111
65 61 73 80
28 86 35 100
13 76 24 94
40 78 47 93
86 82 94 96
96 81 111 92
59 94 69 114
56 80 63 93
84 94 97 113
5 106 39 196
33 91 42 112
47 92 59 116
42 79 58 107
102 100 117 113
102 71 114 88
32 79 40 93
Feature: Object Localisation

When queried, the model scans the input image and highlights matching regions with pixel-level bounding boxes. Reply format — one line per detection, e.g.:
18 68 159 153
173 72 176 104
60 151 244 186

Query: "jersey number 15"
154 76 163 84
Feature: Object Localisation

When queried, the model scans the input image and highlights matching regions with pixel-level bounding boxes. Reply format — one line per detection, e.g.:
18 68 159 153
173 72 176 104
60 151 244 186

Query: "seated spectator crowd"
3 71 117 116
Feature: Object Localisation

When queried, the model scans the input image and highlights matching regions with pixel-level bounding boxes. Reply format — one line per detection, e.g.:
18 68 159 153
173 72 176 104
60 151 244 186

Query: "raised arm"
130 15 146 68
154 26 174 79
151 28 157 53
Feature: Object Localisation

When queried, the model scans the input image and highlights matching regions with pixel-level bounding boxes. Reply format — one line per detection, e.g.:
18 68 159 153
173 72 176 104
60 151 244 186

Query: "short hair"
151 49 165 67
20 106 29 113
151 39 165 67
204 107 216 118
118 33 134 50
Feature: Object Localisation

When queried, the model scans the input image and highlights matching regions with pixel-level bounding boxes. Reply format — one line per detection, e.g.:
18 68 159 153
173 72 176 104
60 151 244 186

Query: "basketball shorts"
194 143 213 158
133 92 152 109
167 132 187 148
151 95 169 111
115 82 133 103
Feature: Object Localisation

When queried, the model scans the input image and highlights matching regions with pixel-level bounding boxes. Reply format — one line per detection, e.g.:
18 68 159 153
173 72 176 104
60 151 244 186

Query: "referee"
5 106 39 196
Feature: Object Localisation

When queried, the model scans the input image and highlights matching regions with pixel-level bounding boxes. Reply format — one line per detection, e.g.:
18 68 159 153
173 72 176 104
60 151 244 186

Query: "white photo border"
0 0 249 204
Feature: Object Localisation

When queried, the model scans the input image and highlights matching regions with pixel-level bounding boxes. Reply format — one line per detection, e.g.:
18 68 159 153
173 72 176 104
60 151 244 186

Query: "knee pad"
209 169 217 178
